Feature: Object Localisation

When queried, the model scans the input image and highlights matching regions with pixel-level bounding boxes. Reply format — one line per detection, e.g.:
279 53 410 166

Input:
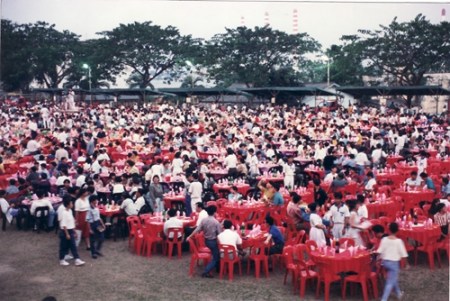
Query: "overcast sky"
2 0 449 49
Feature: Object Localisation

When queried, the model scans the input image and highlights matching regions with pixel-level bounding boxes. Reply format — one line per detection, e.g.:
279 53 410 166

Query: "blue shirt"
269 225 285 245
425 177 435 192
272 192 284 206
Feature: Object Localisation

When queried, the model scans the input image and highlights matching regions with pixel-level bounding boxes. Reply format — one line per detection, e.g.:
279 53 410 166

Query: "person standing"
59 198 85 266
376 222 408 301
86 195 105 259
308 203 327 247
188 174 203 216
329 192 350 239
75 188 91 250
149 175 164 213
282 156 296 190
187 206 222 278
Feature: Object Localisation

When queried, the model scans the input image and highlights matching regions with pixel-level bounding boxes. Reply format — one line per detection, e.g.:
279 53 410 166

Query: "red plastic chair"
339 237 355 247
247 241 270 278
296 245 319 298
315 261 341 301
188 238 211 276
219 244 242 281
193 233 211 254
414 234 442 269
342 256 378 301
166 227 184 259
126 216 142 251
141 225 164 257
305 239 318 252
294 242 316 269
282 245 299 291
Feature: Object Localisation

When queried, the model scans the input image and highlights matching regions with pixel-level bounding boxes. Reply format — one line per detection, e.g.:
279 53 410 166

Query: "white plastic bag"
75 229 82 247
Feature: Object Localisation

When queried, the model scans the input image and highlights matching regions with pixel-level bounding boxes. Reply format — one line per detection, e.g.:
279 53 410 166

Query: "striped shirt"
433 212 450 227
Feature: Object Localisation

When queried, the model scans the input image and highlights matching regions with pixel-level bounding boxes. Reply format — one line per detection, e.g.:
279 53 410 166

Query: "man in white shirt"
217 220 243 257
55 144 69 163
365 172 377 191
371 144 387 167
329 192 350 239
75 167 86 188
120 196 138 216
59 198 85 266
163 208 183 239
247 149 260 176
282 156 296 190
356 196 368 220
189 174 203 215
404 171 423 187
324 166 338 183
24 137 41 155
30 190 56 229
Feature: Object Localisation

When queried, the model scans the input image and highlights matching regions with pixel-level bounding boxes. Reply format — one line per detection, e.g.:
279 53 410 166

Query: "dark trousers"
59 229 80 260
269 243 284 255
89 222 105 256
185 195 192 217
204 239 219 274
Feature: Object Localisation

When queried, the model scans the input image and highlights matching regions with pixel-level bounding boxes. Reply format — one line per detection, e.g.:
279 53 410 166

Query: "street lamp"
323 56 331 87
82 63 92 106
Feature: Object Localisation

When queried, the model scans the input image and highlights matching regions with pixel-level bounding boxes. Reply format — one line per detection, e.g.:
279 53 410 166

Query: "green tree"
203 26 320 87
1 20 34 91
99 21 200 88
360 15 450 89
326 35 369 86
24 22 80 88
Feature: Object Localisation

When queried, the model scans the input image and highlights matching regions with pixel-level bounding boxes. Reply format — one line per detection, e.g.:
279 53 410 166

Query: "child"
59 198 85 266
86 195 105 259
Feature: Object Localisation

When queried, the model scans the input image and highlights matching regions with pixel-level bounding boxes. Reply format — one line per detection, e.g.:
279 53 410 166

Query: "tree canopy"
1 15 449 94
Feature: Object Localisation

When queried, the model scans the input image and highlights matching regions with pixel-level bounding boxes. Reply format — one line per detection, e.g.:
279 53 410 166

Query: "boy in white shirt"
59 198 85 266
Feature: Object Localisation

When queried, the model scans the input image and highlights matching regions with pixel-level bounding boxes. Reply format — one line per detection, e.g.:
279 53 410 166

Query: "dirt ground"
0 228 448 301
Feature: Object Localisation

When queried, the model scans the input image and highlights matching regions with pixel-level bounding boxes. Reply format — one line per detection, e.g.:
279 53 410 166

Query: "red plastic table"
366 200 398 218
163 194 185 209
213 183 251 196
392 189 435 211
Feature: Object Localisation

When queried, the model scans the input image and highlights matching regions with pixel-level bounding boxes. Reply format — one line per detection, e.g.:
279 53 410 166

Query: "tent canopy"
31 88 87 94
158 87 250 97
337 85 450 98
239 87 337 98
90 88 163 96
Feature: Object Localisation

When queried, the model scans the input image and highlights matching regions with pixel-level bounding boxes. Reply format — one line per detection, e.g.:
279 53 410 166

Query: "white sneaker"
74 259 85 266
64 255 74 261
60 260 70 266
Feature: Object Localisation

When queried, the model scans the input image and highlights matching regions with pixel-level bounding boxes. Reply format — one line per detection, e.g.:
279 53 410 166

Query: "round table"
304 168 325 179
222 202 266 224
22 196 62 208
163 194 185 209
398 224 441 245
282 189 314 204
310 247 371 274
213 183 251 196
99 206 122 217
375 173 404 185
209 170 229 180
386 156 404 166
144 216 196 231
258 163 280 172
256 175 285 183
395 165 418 176
392 189 435 211
366 200 397 218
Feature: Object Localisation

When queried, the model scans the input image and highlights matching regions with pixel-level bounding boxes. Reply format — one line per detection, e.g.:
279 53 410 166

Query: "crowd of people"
0 99 449 299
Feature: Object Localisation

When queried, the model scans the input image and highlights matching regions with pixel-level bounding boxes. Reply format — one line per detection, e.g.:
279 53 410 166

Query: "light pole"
323 56 331 87
82 63 92 106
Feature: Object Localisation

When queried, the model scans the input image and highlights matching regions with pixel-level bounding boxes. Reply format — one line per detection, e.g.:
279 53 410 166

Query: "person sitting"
271 183 284 207
30 189 55 230
420 172 435 192
433 203 449 240
218 219 243 257
404 171 422 188
228 186 242 202
286 192 308 230
324 166 338 183
6 179 19 195
120 193 138 216
163 208 183 239
264 215 285 256
441 177 450 197
0 190 19 224
331 172 348 192
364 171 377 192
